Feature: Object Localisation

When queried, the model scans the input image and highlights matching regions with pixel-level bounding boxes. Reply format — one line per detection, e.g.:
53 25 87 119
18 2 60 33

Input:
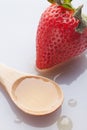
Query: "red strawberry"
36 0 87 70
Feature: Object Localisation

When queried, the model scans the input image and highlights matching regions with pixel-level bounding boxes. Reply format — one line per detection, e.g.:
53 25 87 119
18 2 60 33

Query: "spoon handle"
0 64 26 92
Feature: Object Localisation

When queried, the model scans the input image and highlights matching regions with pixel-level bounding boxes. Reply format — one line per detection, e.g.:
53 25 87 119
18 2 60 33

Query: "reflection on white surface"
0 0 87 130
14 118 22 124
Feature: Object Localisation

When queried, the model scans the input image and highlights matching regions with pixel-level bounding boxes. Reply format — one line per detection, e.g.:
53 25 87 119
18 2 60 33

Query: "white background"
0 0 87 130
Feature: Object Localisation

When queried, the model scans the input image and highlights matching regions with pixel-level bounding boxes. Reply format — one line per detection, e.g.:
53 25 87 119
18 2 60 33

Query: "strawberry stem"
47 0 62 4
55 0 62 5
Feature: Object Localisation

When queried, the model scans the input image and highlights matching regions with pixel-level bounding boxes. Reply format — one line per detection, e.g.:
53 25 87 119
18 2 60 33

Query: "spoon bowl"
0 64 64 116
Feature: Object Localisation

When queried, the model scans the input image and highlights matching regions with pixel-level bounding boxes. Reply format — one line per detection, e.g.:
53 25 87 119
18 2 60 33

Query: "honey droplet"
68 99 77 107
57 115 73 130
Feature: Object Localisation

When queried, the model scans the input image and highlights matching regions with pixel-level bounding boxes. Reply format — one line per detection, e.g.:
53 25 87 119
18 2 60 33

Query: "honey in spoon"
0 64 64 115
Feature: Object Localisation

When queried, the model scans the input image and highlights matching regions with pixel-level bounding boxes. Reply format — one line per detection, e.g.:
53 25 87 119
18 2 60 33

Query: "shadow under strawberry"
37 53 87 85
53 53 87 85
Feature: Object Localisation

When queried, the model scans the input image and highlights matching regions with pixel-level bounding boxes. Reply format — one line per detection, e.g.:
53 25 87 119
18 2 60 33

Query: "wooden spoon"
0 64 64 116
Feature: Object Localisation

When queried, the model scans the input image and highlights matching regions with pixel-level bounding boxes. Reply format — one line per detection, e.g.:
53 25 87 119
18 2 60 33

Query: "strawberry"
36 0 87 70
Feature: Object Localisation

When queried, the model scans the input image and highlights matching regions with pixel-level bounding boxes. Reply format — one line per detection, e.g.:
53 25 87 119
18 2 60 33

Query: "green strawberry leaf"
47 0 55 3
74 5 87 33
62 0 74 10
64 0 72 3
48 0 74 10
62 3 74 10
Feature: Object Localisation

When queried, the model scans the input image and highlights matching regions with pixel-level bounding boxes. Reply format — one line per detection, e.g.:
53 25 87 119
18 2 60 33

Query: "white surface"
0 0 87 130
